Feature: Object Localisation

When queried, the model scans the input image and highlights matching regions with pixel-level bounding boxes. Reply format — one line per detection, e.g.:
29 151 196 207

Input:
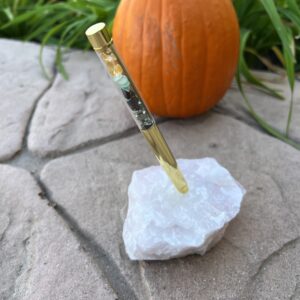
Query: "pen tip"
179 184 189 194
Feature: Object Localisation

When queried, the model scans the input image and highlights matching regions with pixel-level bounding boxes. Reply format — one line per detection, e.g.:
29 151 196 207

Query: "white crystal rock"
123 158 246 260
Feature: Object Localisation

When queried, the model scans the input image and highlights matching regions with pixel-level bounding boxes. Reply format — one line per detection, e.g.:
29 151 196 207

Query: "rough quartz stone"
123 158 246 260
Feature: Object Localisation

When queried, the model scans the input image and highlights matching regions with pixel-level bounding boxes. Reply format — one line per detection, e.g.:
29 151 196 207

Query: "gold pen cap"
85 22 112 50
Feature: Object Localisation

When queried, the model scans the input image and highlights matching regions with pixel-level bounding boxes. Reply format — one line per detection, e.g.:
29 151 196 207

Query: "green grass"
234 0 300 148
0 0 120 78
0 0 300 147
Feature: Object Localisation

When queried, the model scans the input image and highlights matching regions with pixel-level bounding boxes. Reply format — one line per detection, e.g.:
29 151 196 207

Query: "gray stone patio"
1 39 300 300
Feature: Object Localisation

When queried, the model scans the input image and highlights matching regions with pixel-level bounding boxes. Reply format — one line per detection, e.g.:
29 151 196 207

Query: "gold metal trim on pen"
86 23 189 194
142 124 189 193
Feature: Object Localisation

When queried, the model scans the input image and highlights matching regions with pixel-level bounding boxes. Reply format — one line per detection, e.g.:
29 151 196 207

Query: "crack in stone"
251 237 300 281
47 109 83 144
43 125 140 159
0 213 11 243
139 262 153 300
5 118 168 178
3 216 35 300
266 173 300 227
37 178 138 300
23 70 58 151
241 237 300 299
223 238 250 258
12 235 33 300
0 71 58 165
31 117 169 160
6 148 50 179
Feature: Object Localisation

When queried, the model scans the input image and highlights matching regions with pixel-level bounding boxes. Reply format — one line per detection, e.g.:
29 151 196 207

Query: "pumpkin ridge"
224 0 239 80
138 1 143 89
113 0 240 117
216 0 231 103
179 0 184 117
121 0 132 55
198 2 209 113
221 0 234 92
140 0 150 94
160 0 168 115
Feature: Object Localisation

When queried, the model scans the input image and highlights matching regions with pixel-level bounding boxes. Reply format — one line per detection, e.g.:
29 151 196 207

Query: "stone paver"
2 39 300 299
28 50 135 157
0 164 116 300
0 39 54 161
219 71 300 142
41 113 300 299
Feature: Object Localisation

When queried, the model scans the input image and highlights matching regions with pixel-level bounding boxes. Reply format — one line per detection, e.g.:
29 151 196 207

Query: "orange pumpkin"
113 0 240 117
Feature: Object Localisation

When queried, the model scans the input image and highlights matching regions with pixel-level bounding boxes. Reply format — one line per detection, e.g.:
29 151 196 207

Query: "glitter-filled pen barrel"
85 23 188 194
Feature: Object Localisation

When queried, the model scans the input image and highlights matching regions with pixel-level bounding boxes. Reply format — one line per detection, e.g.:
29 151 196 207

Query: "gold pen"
85 23 188 194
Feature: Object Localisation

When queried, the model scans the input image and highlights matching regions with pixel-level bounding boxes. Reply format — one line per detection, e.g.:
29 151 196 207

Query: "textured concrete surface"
218 71 300 142
0 39 54 161
1 39 300 299
40 114 300 300
28 50 134 157
0 165 116 300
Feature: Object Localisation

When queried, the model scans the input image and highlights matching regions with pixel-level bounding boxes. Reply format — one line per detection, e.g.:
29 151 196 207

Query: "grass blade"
237 29 300 150
260 0 296 135
239 30 284 99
